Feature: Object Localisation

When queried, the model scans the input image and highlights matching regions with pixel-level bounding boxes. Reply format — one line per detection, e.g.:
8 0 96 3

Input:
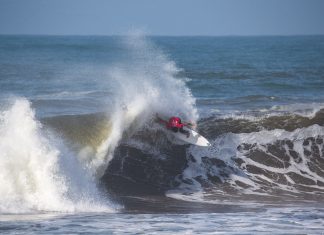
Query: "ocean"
0 35 324 234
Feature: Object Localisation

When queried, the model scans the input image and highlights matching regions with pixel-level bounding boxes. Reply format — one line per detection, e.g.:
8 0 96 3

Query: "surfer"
156 115 193 138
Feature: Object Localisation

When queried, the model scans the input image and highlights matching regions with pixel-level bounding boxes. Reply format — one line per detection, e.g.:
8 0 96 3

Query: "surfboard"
155 115 210 146
170 126 211 147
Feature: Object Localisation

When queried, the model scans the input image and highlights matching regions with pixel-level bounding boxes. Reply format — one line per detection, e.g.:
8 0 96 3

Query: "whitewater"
0 34 324 234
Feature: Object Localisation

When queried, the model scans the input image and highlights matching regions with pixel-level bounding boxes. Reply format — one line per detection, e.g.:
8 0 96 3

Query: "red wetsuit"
157 115 190 137
167 117 184 129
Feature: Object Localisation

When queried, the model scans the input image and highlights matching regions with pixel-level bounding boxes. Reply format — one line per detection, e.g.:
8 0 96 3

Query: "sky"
0 0 323 36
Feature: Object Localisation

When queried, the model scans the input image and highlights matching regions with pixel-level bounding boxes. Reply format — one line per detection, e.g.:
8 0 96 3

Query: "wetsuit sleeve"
156 116 168 126
183 122 195 128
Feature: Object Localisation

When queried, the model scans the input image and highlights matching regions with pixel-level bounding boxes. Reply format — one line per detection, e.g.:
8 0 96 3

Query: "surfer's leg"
171 127 179 133
180 128 190 138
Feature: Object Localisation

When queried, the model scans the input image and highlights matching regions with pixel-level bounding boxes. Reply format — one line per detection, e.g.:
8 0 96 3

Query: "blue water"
1 206 324 234
159 36 324 115
1 35 324 117
1 35 324 234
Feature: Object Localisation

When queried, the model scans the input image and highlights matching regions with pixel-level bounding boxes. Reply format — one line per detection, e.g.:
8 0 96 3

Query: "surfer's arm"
183 122 196 128
155 114 168 125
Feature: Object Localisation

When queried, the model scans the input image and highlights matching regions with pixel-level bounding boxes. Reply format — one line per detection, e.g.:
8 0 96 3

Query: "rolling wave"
1 99 320 211
41 108 324 203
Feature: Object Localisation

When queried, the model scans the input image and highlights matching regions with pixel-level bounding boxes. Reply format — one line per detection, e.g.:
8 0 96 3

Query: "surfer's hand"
155 113 161 121
155 114 167 125
186 122 196 128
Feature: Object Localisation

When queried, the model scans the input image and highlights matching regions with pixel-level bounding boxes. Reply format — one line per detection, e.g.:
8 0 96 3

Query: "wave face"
172 122 324 203
10 105 322 204
99 109 324 203
0 99 114 213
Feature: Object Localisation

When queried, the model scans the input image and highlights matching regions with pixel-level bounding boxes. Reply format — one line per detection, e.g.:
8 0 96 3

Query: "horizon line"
1 33 324 37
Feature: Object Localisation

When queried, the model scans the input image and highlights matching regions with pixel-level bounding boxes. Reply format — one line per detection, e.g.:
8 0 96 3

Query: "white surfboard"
171 126 211 147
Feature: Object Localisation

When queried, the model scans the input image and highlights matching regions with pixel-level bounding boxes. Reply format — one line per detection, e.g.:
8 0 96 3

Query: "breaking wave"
0 34 198 213
0 99 115 213
40 107 324 204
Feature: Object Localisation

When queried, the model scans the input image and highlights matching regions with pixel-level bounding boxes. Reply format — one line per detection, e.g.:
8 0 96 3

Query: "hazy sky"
0 0 323 36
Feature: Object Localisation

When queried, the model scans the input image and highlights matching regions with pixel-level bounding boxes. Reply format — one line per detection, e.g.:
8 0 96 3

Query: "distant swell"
199 108 324 137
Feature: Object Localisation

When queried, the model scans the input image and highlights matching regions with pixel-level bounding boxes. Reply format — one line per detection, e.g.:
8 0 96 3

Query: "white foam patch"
269 102 324 118
0 98 116 213
168 124 324 202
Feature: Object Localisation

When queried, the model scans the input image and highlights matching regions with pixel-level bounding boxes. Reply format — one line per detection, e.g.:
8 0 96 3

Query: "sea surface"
0 35 324 234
